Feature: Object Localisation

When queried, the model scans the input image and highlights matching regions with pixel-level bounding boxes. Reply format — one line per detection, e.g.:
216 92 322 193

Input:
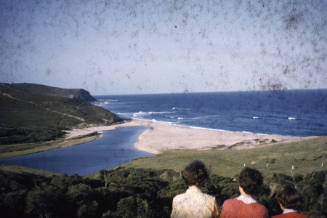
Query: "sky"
0 0 327 95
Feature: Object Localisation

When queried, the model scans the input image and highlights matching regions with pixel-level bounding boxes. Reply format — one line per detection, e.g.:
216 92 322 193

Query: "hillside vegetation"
0 166 325 218
0 83 121 145
125 136 327 177
4 83 96 102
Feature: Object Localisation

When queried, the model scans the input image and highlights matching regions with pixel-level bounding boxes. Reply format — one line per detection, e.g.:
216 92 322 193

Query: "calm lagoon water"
0 126 152 176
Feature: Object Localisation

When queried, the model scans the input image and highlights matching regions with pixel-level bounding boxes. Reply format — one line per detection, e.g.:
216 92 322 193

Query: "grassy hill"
124 136 327 178
0 83 122 145
4 83 96 101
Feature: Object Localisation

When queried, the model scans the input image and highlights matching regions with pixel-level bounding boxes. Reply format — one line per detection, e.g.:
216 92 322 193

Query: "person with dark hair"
220 167 268 218
272 184 308 218
171 160 219 218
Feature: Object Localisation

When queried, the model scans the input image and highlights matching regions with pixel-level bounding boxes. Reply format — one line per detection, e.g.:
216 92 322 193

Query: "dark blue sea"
96 90 327 137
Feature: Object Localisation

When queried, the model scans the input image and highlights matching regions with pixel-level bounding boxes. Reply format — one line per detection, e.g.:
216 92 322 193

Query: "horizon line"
95 88 327 96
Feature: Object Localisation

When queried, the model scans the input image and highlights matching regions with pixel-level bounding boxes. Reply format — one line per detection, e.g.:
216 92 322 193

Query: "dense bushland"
0 167 325 218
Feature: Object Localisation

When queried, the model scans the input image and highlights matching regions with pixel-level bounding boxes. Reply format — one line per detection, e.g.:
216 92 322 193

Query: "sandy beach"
65 119 310 154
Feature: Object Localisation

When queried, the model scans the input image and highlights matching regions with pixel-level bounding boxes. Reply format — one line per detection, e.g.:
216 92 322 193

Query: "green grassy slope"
5 83 96 101
125 136 327 177
0 83 121 145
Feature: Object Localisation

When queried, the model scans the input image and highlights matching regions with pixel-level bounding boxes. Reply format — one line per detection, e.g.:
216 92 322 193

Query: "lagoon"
0 126 152 176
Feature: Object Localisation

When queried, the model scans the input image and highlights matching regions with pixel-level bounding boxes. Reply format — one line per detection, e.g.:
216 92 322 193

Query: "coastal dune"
66 119 307 154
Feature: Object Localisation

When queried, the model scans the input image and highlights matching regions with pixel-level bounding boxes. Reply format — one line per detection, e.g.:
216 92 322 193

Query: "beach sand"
66 119 310 154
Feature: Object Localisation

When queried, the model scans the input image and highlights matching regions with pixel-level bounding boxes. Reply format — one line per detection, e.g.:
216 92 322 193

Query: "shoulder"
223 198 236 204
253 202 268 210
172 193 185 205
202 192 216 210
222 198 238 206
272 214 284 218
202 192 216 202
252 202 268 215
292 212 308 218
221 199 241 218
272 212 308 218
222 198 239 210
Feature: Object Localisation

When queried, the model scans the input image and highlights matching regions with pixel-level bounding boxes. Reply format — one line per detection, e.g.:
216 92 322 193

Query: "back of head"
182 160 209 187
277 184 303 210
238 167 263 196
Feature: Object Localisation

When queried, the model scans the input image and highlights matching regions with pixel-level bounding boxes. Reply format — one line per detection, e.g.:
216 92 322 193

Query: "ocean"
96 89 327 137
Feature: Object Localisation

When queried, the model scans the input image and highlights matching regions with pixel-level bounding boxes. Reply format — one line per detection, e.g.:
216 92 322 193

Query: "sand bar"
66 119 311 154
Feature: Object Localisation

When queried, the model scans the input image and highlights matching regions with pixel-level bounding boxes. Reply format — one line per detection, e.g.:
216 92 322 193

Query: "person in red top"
272 184 308 218
220 167 269 218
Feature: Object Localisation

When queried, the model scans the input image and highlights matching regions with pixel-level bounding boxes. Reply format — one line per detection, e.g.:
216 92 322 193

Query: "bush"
0 168 326 217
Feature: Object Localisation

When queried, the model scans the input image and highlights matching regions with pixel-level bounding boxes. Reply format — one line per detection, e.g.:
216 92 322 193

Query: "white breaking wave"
171 107 191 111
288 117 296 120
133 111 146 117
242 131 253 134
150 119 173 125
186 114 222 120
150 111 174 114
117 112 134 117
252 116 259 119
93 99 119 106
132 111 174 118
188 125 228 132
130 117 175 126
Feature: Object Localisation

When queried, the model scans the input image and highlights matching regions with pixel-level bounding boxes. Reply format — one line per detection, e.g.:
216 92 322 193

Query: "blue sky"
0 0 326 94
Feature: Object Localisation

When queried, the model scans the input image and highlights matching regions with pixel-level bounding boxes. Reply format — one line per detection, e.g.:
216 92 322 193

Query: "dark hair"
276 184 303 210
182 160 209 186
238 167 263 196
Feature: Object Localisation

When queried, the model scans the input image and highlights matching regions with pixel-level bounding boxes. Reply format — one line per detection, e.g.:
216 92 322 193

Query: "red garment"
272 212 308 218
220 198 268 218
